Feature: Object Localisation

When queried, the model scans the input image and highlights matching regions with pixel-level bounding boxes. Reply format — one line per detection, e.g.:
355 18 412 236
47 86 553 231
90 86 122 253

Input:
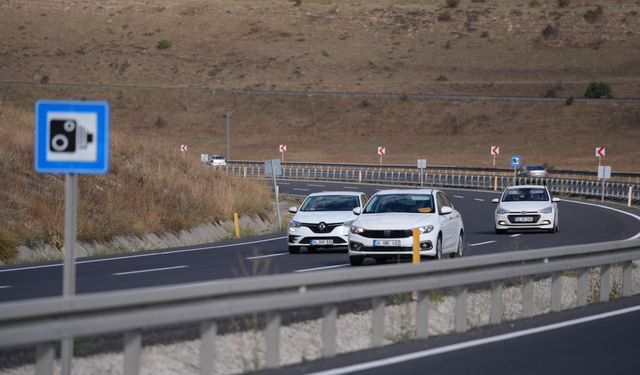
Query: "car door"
436 192 457 252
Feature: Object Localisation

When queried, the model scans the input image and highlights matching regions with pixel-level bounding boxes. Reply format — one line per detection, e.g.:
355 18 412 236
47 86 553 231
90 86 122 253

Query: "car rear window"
300 195 360 211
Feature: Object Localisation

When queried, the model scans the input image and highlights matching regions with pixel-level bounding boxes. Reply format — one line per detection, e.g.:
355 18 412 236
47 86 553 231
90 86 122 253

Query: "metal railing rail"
1 239 639 374
225 161 640 203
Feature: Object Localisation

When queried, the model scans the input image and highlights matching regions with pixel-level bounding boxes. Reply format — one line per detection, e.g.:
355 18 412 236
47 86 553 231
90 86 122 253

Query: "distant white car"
493 185 559 233
288 191 368 254
348 189 465 266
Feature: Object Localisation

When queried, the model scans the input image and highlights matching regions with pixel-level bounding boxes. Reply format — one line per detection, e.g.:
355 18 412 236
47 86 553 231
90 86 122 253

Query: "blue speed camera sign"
34 100 109 174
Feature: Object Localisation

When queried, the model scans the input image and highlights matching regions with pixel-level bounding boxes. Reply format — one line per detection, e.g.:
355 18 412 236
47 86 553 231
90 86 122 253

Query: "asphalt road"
0 180 638 303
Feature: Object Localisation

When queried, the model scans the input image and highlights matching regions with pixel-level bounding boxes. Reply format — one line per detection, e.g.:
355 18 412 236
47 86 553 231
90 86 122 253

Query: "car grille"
507 215 541 224
301 223 342 233
359 229 413 239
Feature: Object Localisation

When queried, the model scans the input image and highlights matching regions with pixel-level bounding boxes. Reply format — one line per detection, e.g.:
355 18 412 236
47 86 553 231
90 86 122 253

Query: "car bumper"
287 226 349 247
347 232 437 257
495 212 555 230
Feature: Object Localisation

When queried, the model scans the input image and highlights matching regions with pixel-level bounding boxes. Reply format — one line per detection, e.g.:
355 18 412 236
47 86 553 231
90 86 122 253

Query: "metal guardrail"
1 239 639 374
225 161 640 203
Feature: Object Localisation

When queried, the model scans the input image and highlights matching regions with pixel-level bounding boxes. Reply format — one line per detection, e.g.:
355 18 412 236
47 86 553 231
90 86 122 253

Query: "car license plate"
514 217 534 222
310 239 333 245
373 240 401 247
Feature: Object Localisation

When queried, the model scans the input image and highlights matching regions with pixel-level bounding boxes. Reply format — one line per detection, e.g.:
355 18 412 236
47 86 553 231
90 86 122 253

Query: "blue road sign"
35 100 109 174
510 155 522 167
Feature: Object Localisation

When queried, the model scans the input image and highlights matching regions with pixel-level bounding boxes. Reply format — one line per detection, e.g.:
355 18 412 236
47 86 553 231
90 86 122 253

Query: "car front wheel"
350 256 364 266
288 246 300 254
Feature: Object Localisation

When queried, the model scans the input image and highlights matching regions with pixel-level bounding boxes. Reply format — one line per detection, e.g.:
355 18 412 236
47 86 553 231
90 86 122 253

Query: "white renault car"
348 189 464 266
288 191 368 254
493 185 559 233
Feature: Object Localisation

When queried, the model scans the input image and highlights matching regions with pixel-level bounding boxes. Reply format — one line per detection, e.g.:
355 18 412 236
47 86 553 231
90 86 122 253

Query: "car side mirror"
440 206 453 215
492 198 500 203
352 207 362 215
552 198 560 202
288 206 298 213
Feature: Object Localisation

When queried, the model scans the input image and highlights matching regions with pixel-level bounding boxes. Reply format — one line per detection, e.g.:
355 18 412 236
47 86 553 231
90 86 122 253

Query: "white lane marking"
343 186 360 190
293 188 310 192
0 286 11 289
453 195 464 199
469 241 496 247
295 264 350 273
510 234 522 238
113 265 188 276
308 184 326 187
278 182 291 185
474 198 485 202
309 304 640 375
245 252 288 260
0 236 288 273
562 200 640 240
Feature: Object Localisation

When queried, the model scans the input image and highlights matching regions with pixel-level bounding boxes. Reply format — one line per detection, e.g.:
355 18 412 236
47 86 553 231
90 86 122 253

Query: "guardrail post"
124 331 142 375
577 268 588 306
551 272 562 312
358 170 362 183
490 281 502 324
455 287 468 333
416 291 429 339
371 297 385 347
522 276 534 318
35 342 54 375
265 312 281 368
200 321 217 375
623 261 633 297
629 186 634 207
321 304 337 357
599 264 611 302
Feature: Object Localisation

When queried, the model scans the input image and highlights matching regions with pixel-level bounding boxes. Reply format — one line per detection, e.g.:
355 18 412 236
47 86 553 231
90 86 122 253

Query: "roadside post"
34 99 110 375
417 159 427 187
595 147 605 168
265 159 282 228
225 111 232 160
412 228 420 264
279 144 287 162
510 155 521 185
491 146 500 168
234 212 240 239
377 146 385 165
598 165 611 202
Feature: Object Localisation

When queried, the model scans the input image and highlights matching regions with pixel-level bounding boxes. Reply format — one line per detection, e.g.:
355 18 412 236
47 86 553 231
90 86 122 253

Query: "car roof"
505 185 548 189
373 188 436 195
307 191 363 197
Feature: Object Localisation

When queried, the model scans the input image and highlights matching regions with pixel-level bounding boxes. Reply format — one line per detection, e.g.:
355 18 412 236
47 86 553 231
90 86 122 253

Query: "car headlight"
342 220 355 227
538 206 553 214
418 225 434 234
496 206 509 214
350 225 364 234
289 220 302 228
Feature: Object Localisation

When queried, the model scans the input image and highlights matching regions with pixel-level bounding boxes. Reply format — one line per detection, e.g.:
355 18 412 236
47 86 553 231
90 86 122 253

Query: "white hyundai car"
493 185 559 233
288 191 368 254
348 189 464 266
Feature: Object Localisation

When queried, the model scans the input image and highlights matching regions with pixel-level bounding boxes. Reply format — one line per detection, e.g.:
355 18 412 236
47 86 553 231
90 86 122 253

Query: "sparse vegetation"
557 0 570 8
156 39 172 49
583 6 604 23
290 0 301 6
565 96 574 105
438 12 452 22
542 25 558 39
445 0 459 8
584 82 613 99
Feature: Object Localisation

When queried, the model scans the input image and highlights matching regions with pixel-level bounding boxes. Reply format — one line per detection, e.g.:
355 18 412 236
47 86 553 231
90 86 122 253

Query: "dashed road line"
343 186 360 190
0 286 11 289
453 195 464 199
293 188 311 192
278 182 291 185
510 234 522 238
308 184 326 187
295 264 350 273
113 265 188 276
245 252 289 260
474 198 485 202
469 241 496 247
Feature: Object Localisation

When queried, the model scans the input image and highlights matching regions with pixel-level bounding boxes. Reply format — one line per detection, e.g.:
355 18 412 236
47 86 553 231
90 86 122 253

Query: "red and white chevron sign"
491 146 500 156
595 147 605 158
377 146 385 156
279 144 287 153
180 144 188 152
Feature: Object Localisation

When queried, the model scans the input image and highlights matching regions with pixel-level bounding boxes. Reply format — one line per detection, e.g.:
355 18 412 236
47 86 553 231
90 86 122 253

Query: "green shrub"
584 82 613 99
156 39 172 49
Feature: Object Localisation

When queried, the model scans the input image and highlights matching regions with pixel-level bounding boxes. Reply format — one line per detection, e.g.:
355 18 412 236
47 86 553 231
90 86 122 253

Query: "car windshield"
502 188 549 202
363 194 434 214
300 195 359 212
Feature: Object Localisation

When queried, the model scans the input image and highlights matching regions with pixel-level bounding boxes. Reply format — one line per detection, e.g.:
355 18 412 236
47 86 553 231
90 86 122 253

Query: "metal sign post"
265 159 282 228
417 159 427 187
510 155 521 185
598 165 611 202
225 111 232 160
35 100 109 375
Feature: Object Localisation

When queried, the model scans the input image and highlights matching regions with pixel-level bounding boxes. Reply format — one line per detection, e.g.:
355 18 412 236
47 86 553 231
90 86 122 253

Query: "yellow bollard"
412 228 420 264
494 176 498 191
234 212 240 239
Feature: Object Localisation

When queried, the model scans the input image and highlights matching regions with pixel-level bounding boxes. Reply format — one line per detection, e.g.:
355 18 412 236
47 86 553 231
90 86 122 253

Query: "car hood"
354 213 437 230
499 201 551 212
293 211 357 224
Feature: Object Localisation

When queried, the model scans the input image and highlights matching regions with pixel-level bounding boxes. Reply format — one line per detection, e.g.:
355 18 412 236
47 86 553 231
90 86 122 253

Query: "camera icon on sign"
49 119 94 153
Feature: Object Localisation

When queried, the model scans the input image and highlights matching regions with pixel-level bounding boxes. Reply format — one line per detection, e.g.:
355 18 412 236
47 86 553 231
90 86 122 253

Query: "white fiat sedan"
288 191 368 254
492 185 560 233
348 189 465 266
